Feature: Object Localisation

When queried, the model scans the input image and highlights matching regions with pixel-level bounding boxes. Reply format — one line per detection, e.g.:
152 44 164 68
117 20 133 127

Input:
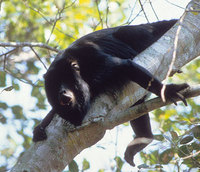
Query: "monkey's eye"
71 62 80 71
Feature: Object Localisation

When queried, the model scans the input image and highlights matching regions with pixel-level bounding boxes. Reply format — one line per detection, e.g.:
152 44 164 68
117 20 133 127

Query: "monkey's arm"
33 109 56 142
112 58 188 104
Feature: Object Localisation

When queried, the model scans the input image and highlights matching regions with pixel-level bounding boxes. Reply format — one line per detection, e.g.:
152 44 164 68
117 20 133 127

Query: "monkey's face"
44 52 90 126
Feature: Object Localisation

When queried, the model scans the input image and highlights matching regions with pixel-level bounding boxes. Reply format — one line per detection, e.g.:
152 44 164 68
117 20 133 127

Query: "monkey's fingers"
33 125 47 142
176 92 187 106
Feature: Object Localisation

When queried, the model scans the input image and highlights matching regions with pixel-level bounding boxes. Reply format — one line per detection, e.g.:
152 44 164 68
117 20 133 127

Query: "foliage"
0 0 199 171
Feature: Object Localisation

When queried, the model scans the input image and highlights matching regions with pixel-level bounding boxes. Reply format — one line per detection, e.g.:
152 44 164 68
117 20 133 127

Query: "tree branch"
104 85 200 128
11 0 200 171
0 42 60 52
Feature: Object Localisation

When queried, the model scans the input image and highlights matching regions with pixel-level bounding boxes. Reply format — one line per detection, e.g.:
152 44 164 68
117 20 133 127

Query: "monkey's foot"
33 124 47 142
124 137 153 166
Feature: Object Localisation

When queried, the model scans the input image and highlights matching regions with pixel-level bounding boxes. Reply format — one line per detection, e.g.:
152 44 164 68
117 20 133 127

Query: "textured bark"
11 1 200 171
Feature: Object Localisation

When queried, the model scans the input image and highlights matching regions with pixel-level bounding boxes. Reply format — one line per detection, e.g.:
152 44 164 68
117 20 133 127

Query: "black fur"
33 20 188 166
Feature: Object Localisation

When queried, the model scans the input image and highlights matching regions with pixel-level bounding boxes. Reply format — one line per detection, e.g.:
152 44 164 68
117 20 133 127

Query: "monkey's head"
44 51 90 126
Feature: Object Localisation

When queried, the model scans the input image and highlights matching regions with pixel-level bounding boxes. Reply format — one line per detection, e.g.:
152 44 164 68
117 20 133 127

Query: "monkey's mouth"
59 95 72 106
58 91 74 107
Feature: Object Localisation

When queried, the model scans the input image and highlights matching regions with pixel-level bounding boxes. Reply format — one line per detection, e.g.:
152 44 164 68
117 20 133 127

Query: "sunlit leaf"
79 0 90 5
98 169 105 172
82 158 90 170
114 156 124 171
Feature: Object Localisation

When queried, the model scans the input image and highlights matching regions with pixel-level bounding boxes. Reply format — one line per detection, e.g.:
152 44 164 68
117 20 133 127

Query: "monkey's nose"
59 90 74 106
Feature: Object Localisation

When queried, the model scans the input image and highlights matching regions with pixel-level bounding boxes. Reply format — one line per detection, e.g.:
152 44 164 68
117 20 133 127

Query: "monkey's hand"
33 124 47 142
163 83 189 106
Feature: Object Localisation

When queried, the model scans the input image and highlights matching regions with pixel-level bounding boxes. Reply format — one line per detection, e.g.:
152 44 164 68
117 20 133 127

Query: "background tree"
0 0 200 171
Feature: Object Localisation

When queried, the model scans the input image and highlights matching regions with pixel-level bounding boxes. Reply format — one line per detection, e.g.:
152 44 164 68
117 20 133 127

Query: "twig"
0 48 17 57
95 0 103 28
0 42 60 52
149 0 159 20
165 0 185 9
105 0 109 28
4 68 37 86
30 47 48 70
125 1 137 25
23 1 74 39
46 12 60 45
138 0 149 23
161 13 186 102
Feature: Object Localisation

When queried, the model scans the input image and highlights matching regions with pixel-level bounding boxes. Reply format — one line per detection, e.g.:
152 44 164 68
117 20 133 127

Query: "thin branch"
0 47 18 57
23 1 74 39
95 0 103 28
105 0 109 28
4 68 37 86
125 1 138 25
46 3 67 45
149 0 159 20
0 42 60 52
30 47 48 70
46 12 60 45
138 0 149 23
165 0 185 9
161 13 186 102
63 0 77 10
182 150 200 160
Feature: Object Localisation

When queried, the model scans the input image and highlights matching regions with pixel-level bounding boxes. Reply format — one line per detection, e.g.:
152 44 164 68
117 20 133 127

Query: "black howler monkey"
33 20 188 166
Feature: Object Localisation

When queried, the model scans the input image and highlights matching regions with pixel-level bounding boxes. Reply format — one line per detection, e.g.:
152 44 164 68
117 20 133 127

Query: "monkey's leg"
124 114 153 166
33 109 56 142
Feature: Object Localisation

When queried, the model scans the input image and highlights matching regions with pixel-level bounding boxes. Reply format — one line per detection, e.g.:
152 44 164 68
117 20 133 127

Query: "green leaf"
114 156 124 171
11 105 23 119
0 86 14 93
82 158 90 170
98 170 105 172
154 134 164 141
27 61 39 74
68 160 79 172
191 125 200 139
190 142 200 150
137 164 149 169
0 72 6 87
180 135 193 144
0 102 8 110
0 113 7 124
160 149 174 164
178 145 190 157
170 131 179 141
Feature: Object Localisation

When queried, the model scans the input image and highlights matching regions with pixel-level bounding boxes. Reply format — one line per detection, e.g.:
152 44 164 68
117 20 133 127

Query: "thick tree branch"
11 1 200 171
105 85 200 128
